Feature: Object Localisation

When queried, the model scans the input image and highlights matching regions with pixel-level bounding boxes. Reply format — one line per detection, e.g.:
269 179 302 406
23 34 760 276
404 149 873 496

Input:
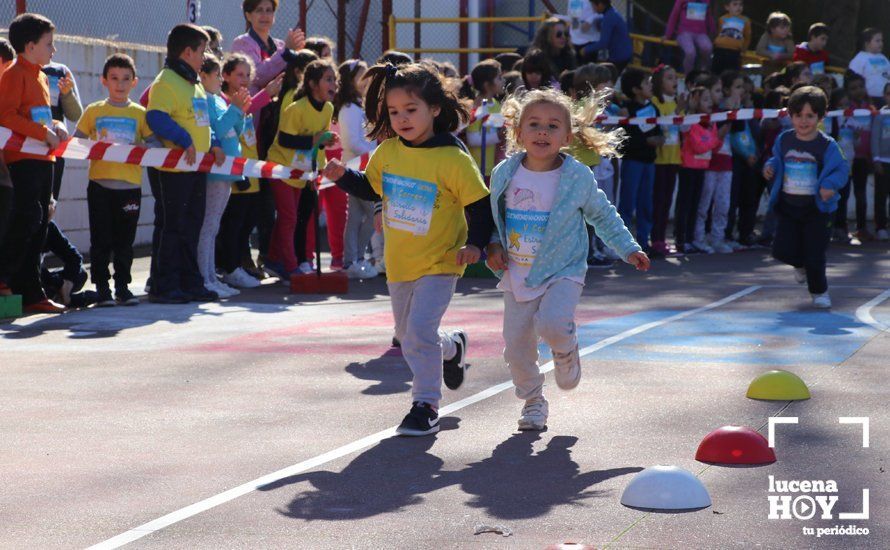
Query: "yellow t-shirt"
466 99 501 176
76 99 153 185
366 137 490 283
652 95 681 165
232 112 260 194
147 68 211 172
266 96 333 188
568 140 601 167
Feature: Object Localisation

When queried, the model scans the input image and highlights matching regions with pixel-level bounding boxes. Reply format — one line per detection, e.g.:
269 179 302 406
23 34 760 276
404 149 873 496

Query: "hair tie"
467 74 474 86
385 63 398 81
348 59 359 72
652 63 666 75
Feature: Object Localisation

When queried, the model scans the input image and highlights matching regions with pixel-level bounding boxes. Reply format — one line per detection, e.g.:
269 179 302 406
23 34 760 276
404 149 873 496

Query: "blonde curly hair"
501 87 625 158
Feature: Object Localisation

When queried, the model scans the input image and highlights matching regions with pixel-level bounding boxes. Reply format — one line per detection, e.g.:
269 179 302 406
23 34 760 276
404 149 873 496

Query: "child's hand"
230 88 251 112
485 242 508 271
285 28 305 51
627 251 650 272
456 244 481 265
747 155 757 167
374 212 383 233
184 144 197 165
58 76 74 96
819 188 836 201
53 121 69 141
762 164 775 180
211 146 226 166
314 131 338 149
322 158 346 181
264 73 284 98
48 197 57 221
44 129 60 148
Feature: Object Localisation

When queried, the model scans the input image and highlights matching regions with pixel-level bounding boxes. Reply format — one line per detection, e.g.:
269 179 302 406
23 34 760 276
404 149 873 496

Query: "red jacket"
681 122 722 169
793 44 830 72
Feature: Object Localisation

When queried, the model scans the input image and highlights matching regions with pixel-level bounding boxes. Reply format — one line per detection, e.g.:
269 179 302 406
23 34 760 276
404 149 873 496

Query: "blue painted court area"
540 309 877 367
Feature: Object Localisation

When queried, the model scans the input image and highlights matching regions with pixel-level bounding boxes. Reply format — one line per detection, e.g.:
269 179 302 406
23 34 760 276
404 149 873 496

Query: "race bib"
506 207 549 266
664 125 679 146
241 115 257 147
30 106 52 126
636 104 656 133
810 61 825 75
192 97 210 127
767 43 785 54
730 128 756 158
783 160 818 195
290 149 314 171
96 116 137 144
882 117 890 140
382 172 438 236
720 16 744 39
47 74 60 104
686 2 707 21
693 150 712 161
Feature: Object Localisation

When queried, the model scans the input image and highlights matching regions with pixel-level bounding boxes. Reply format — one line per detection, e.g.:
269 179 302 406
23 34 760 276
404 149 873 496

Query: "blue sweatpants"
619 159 655 248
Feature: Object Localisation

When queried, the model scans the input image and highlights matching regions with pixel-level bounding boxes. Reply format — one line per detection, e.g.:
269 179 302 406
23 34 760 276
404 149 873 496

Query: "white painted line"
838 416 870 448
854 289 890 332
768 417 799 448
88 285 762 549
838 489 870 520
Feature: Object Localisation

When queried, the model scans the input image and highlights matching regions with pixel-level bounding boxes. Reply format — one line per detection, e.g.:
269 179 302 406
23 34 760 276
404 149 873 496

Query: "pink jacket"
681 122 722 169
665 0 716 39
231 32 288 95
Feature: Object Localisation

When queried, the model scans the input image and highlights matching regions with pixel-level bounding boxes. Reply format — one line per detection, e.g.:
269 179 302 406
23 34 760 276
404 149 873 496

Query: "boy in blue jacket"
763 86 848 309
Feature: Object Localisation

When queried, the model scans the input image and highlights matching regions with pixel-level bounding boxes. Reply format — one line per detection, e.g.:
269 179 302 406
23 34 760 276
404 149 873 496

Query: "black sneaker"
115 287 139 306
392 336 401 348
443 330 467 390
185 287 219 302
96 287 115 307
396 401 440 436
148 289 191 304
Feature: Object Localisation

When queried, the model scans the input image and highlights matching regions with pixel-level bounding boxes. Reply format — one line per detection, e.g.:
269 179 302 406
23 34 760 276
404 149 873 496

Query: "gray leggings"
343 194 375 265
388 274 459 407
198 179 231 284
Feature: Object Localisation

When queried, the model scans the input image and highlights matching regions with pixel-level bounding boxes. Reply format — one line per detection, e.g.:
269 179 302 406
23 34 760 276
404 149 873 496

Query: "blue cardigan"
206 92 245 182
489 153 641 288
765 129 849 214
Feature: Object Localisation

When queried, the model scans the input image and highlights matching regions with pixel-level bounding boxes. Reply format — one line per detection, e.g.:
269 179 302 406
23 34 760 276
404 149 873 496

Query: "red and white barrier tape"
0 127 316 181
594 107 876 127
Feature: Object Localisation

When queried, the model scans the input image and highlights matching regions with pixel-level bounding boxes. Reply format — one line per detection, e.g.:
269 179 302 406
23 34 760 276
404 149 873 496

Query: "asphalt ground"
1 242 888 549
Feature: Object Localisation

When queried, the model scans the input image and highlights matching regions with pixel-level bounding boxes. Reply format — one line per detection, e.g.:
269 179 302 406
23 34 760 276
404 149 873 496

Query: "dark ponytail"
363 62 470 142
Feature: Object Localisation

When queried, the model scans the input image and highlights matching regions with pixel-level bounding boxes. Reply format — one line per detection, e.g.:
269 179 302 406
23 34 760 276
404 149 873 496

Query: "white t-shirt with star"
498 162 584 302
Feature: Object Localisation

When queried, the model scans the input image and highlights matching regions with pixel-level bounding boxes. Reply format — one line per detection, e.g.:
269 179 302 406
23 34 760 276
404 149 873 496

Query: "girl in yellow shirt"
323 63 495 437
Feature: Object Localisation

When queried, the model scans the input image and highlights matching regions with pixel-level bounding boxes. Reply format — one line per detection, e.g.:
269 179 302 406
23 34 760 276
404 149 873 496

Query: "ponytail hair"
501 88 625 158
363 62 470 142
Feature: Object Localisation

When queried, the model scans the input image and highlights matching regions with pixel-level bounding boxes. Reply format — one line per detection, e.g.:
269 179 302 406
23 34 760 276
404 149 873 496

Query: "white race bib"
382 172 438 236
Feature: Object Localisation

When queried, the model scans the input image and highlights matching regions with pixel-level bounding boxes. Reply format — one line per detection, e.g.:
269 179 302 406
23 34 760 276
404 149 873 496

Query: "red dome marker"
695 425 776 465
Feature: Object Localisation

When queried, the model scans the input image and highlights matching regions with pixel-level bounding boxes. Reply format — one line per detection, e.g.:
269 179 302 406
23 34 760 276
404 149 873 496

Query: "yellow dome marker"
746 370 811 401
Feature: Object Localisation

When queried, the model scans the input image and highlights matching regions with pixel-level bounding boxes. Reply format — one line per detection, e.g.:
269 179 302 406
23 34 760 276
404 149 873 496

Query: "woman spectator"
232 0 306 94
532 17 577 77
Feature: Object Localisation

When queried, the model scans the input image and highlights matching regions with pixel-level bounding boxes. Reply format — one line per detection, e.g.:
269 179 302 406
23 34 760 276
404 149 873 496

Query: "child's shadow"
259 427 641 521
459 432 643 519
344 348 411 395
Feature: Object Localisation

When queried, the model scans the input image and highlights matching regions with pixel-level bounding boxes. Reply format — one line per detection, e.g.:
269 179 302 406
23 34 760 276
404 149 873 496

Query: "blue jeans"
619 159 655 248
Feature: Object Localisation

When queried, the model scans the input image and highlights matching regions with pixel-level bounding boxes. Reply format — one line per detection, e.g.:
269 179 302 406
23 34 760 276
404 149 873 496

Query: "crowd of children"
0 2 889 432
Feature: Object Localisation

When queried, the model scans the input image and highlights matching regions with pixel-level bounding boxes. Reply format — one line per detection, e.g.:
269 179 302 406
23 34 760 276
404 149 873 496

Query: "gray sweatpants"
503 279 583 401
696 170 732 243
388 274 459 408
198 178 232 285
343 194 375 265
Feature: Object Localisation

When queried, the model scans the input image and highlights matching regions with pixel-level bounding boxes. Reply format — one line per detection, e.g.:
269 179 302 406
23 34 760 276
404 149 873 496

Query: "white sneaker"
223 268 261 289
877 229 889 241
518 397 549 431
346 262 377 279
553 344 581 390
794 267 807 284
710 239 733 254
692 240 714 254
208 280 238 298
812 293 831 309
727 239 745 251
298 261 315 274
